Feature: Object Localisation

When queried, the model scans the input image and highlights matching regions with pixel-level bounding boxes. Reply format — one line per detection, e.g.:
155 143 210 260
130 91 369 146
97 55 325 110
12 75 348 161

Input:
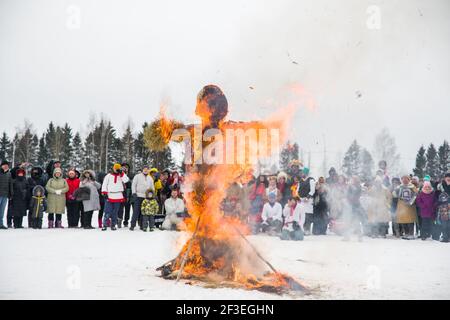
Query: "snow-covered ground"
1 227 449 300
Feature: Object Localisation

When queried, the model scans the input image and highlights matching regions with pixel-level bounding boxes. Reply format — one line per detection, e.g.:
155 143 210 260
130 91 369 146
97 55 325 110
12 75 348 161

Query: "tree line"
0 117 175 173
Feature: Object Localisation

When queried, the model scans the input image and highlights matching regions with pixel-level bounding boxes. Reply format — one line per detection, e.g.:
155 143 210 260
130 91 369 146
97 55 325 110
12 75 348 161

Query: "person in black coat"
97 171 107 229
26 167 46 226
313 177 329 235
10 168 29 228
0 160 13 229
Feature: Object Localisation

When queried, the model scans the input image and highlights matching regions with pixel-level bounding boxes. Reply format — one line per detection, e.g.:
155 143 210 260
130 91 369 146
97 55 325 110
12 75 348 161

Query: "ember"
153 85 307 295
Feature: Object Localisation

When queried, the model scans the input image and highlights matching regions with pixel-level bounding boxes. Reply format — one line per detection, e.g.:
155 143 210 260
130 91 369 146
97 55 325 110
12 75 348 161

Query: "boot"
98 218 103 229
56 221 64 229
117 218 122 229
102 226 107 231
111 226 117 231
48 220 54 229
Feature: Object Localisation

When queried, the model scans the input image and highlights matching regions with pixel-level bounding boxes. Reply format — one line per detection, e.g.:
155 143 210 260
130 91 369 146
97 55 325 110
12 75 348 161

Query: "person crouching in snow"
415 181 436 240
29 185 46 229
141 188 159 232
101 163 130 231
281 197 305 241
261 192 283 235
45 168 69 228
393 175 418 240
162 188 185 231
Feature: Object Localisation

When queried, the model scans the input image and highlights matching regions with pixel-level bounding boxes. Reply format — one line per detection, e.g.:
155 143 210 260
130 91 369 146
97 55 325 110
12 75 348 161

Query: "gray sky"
1 0 449 175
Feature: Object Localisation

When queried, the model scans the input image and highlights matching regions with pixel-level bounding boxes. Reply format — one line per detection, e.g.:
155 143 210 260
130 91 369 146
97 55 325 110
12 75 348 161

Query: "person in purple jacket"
415 181 437 240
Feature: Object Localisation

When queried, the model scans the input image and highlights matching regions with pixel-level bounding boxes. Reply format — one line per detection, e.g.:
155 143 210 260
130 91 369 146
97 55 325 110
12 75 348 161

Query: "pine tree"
359 149 374 182
413 145 426 178
0 132 12 161
121 123 135 171
14 121 38 165
72 132 85 169
342 140 361 177
134 122 151 170
150 147 175 171
279 141 299 172
60 123 74 166
437 140 449 178
425 143 439 179
37 134 50 167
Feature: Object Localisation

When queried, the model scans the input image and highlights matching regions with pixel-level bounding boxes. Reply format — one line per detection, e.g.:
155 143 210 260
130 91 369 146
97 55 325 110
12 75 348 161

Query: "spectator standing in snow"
298 167 315 235
415 181 436 240
366 176 392 238
248 175 267 234
281 197 305 241
276 171 290 207
10 168 29 228
130 166 154 231
0 160 13 229
46 168 69 228
101 163 130 231
66 168 81 228
390 177 401 237
436 173 450 242
29 185 46 229
79 170 101 229
26 166 46 226
141 188 159 232
343 176 365 241
393 175 418 240
313 177 329 235
118 163 133 228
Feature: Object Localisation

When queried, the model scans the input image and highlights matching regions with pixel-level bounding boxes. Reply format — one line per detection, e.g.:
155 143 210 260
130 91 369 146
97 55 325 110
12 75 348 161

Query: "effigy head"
195 84 228 128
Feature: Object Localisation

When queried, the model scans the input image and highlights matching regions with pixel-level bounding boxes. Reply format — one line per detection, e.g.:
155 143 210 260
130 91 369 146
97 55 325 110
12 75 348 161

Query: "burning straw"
154 85 308 295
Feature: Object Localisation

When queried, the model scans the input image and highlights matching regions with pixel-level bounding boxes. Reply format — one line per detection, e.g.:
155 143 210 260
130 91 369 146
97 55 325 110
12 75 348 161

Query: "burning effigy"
150 85 308 295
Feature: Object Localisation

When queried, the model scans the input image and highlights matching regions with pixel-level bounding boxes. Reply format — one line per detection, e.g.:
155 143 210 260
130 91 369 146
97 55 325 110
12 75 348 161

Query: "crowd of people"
0 158 449 243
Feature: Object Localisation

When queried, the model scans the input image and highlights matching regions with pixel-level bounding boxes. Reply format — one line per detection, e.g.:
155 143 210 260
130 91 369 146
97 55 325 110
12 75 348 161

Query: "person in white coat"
261 192 283 234
101 163 130 230
162 188 185 230
281 197 305 241
130 166 154 230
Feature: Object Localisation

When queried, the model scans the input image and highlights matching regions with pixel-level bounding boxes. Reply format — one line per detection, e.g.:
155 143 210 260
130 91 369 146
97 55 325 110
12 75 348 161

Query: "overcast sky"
0 0 449 175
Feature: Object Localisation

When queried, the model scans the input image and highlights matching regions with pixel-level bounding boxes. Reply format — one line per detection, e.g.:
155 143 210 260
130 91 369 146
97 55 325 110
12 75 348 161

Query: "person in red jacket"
66 168 81 228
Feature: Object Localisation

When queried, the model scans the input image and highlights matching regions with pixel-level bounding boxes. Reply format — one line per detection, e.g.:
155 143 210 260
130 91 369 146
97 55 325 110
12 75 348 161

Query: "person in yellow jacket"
150 168 163 195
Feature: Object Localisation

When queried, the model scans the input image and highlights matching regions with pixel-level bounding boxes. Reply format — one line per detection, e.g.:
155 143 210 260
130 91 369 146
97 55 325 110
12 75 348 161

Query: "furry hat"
277 171 288 181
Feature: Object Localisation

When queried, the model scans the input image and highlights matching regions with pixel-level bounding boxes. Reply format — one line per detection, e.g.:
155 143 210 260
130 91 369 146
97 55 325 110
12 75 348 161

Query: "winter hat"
445 172 450 178
268 192 277 201
303 167 310 175
150 168 159 173
53 168 62 176
113 163 122 171
424 175 431 181
277 171 287 181
16 168 26 176
1 160 9 167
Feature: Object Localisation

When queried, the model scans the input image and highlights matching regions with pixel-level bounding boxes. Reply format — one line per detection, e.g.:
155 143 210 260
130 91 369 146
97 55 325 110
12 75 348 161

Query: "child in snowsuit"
141 188 159 232
29 185 46 229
